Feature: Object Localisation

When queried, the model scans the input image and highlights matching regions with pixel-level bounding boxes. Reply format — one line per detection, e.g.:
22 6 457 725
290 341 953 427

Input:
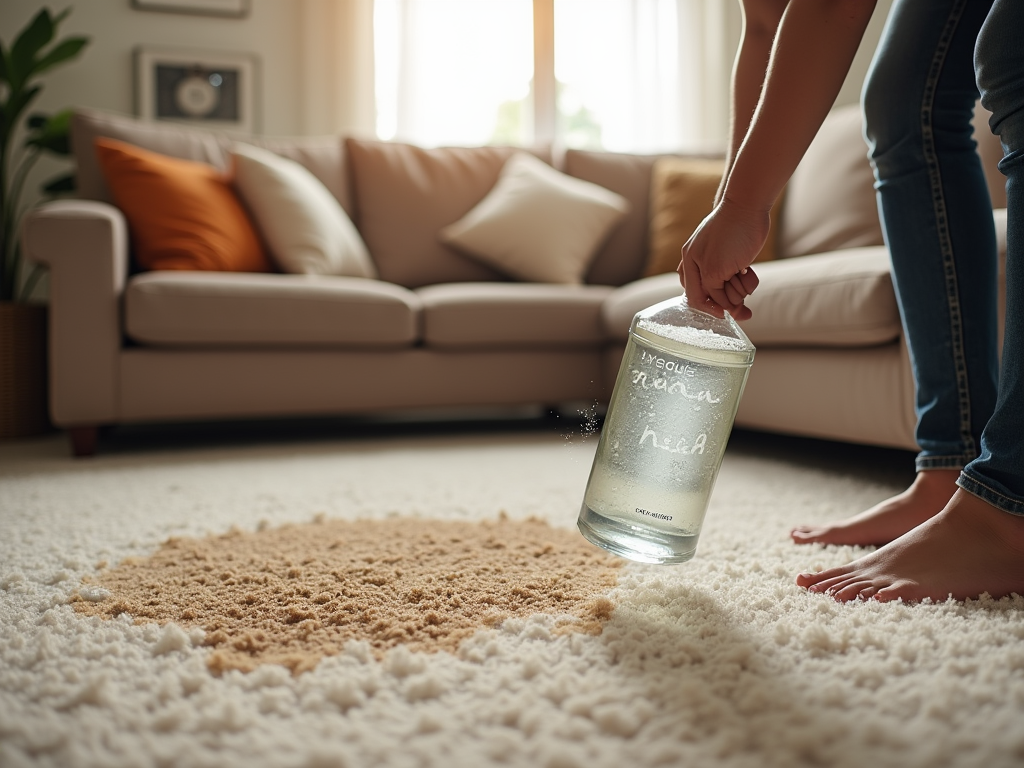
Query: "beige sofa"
22 106 1007 456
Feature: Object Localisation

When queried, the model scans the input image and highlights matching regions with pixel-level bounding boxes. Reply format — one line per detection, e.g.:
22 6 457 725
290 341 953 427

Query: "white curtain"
375 0 535 147
299 0 377 137
374 0 735 153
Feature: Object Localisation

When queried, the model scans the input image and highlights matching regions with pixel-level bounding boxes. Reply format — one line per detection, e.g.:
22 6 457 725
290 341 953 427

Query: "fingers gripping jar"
578 295 755 564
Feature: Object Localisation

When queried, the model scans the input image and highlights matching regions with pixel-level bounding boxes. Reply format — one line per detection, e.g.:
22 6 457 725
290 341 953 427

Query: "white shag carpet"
2 422 1024 768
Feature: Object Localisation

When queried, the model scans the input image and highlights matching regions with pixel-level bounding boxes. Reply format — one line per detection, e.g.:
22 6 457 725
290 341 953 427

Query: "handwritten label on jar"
631 351 721 403
639 425 707 455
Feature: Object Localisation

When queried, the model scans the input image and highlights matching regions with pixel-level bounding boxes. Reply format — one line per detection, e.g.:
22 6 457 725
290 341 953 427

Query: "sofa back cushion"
346 138 556 288
73 108 228 204
561 149 668 286
777 104 884 259
779 102 1005 259
72 108 352 214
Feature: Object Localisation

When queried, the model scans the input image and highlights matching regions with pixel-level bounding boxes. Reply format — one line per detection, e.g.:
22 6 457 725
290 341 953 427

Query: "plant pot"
0 302 50 439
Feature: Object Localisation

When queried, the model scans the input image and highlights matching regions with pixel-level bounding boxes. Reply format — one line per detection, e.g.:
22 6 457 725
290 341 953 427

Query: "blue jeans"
863 0 1024 515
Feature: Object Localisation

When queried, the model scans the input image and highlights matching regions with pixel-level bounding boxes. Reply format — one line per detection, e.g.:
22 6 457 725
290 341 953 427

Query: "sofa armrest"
21 200 128 427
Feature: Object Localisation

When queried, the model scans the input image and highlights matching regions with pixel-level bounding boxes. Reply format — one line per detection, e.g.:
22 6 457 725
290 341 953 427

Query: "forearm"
717 0 788 207
723 0 877 212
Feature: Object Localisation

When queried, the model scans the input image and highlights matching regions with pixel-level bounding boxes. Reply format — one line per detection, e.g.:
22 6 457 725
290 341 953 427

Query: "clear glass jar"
578 295 755 564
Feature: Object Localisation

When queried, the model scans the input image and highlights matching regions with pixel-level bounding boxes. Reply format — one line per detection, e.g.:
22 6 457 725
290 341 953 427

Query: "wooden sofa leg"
68 426 98 458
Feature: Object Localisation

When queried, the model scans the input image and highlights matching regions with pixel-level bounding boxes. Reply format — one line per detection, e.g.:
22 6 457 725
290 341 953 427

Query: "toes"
872 586 900 603
807 574 856 594
857 586 879 601
797 567 852 590
790 527 827 544
831 579 875 602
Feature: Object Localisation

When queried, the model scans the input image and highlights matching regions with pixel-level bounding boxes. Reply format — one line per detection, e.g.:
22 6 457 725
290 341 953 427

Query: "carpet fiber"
2 423 1024 768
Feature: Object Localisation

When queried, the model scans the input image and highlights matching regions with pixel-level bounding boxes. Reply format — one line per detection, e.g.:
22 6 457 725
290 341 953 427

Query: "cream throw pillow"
230 142 376 278
440 152 630 284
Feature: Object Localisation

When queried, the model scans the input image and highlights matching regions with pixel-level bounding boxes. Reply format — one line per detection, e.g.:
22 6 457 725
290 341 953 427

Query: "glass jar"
578 294 755 564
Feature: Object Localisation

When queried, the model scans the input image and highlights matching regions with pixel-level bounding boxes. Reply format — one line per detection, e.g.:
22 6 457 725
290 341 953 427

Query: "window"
374 0 534 147
374 0 730 153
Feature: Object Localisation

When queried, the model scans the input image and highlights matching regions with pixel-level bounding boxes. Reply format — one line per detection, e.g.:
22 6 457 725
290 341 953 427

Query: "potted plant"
1 7 88 438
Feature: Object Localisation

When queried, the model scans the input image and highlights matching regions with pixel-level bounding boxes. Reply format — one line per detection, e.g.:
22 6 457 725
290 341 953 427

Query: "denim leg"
959 0 1024 515
862 0 999 472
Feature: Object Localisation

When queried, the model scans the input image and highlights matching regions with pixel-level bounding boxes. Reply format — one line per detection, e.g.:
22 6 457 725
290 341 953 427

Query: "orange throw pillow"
94 138 271 273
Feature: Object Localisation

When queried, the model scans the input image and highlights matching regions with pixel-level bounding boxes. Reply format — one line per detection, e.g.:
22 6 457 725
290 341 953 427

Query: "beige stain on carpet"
72 515 622 675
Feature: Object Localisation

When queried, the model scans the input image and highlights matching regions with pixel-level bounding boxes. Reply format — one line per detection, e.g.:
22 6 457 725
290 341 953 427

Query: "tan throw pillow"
230 142 377 278
644 156 783 277
440 153 630 284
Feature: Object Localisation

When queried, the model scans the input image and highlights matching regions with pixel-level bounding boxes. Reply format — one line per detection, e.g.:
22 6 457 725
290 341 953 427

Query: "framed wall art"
131 0 250 18
134 46 260 134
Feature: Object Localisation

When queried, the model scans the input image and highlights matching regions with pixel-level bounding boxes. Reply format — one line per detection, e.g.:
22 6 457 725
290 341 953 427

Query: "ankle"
913 469 961 496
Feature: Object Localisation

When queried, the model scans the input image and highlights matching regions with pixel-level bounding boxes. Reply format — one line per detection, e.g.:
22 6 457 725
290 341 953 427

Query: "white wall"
2 0 312 136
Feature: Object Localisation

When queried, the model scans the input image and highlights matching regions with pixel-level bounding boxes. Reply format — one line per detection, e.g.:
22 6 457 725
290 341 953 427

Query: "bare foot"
796 489 1024 603
790 469 959 546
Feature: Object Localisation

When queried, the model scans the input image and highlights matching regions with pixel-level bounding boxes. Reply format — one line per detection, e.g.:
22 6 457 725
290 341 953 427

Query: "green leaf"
31 37 89 78
8 9 55 89
0 44 9 85
25 109 72 155
42 172 75 195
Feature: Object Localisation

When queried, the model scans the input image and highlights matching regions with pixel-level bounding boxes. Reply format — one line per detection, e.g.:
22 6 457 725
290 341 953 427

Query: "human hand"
677 198 769 321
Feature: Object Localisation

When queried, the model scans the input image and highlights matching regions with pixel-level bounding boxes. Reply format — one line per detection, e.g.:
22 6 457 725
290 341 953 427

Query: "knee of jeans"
863 83 920 176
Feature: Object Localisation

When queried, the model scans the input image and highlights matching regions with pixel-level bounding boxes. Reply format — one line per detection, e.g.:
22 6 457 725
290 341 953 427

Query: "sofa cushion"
125 272 420 347
561 149 666 287
248 136 353 216
72 108 350 212
741 247 901 346
778 104 884 258
602 246 901 348
440 153 629 284
417 283 613 348
74 108 229 204
346 139 553 288
95 138 272 274
229 142 376 278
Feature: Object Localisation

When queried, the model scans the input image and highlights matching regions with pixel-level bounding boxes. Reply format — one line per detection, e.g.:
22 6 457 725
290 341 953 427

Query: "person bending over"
679 0 1024 602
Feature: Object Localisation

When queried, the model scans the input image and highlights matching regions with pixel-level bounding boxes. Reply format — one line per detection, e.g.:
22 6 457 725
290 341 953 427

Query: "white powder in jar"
637 319 749 351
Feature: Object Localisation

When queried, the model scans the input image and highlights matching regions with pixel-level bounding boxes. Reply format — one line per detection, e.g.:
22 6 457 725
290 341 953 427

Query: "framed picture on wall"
131 0 250 18
134 46 260 134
